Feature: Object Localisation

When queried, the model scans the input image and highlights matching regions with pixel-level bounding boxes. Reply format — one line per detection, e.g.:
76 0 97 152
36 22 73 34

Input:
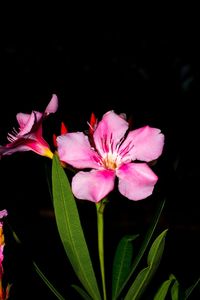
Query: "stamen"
7 127 19 142
12 127 18 135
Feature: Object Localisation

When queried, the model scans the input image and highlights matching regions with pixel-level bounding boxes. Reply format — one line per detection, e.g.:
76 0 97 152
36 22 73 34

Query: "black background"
1 8 200 299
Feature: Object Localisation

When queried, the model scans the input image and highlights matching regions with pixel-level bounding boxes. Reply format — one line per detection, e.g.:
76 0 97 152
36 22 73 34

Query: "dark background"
1 9 200 299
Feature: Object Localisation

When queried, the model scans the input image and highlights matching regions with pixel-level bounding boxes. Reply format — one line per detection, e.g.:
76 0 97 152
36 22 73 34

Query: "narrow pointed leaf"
153 276 175 300
147 229 168 265
185 276 200 299
124 229 168 300
170 276 180 300
33 262 66 300
71 285 93 300
8 224 65 299
115 198 166 299
112 234 139 300
52 155 101 300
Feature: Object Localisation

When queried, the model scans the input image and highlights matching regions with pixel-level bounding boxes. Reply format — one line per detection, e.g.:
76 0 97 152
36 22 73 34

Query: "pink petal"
57 132 101 169
0 143 31 156
1 142 33 155
16 113 31 129
0 135 51 157
16 112 36 135
44 94 58 115
0 140 33 156
93 110 129 157
25 137 51 155
120 126 164 162
72 169 115 202
0 210 8 219
116 162 158 200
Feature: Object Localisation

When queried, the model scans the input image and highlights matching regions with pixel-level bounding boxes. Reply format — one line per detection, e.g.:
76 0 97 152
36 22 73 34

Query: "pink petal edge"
72 169 115 202
116 162 158 200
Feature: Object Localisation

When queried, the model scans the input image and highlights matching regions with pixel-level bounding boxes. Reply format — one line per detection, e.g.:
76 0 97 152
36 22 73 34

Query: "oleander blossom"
0 210 8 275
0 209 10 300
0 94 58 159
57 110 164 202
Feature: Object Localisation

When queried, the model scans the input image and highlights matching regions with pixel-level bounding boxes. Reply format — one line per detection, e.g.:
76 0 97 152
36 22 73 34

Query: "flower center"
102 152 120 170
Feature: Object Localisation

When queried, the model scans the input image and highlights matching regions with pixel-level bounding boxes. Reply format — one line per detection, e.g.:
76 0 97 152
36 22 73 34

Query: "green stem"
96 198 108 300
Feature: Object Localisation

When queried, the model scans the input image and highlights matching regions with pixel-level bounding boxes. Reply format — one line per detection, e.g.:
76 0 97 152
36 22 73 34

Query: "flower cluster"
3 95 195 300
0 94 164 203
0 210 10 300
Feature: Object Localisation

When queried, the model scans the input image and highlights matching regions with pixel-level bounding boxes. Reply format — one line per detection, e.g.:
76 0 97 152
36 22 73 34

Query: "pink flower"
57 110 164 202
0 210 10 300
0 210 7 276
0 211 7 220
0 94 58 159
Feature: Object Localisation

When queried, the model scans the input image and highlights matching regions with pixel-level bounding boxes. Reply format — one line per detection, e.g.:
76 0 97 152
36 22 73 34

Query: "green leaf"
115 197 166 299
124 229 168 300
52 155 101 300
153 275 175 300
112 234 139 300
185 276 200 299
7 223 66 299
71 285 93 300
147 229 168 266
33 262 66 300
170 276 180 300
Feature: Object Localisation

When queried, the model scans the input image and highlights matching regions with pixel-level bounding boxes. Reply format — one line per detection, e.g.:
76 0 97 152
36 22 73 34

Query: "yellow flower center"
102 152 120 170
